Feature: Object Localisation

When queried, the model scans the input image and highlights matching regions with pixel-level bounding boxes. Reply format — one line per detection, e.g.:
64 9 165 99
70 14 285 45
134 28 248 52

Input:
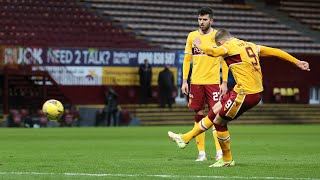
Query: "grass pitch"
0 125 319 180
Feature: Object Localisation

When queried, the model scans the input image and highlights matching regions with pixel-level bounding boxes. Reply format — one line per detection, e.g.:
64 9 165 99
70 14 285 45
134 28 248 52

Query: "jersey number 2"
212 92 220 101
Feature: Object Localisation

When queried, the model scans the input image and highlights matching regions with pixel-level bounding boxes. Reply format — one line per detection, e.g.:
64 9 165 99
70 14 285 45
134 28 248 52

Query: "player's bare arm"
219 81 228 98
193 37 227 57
260 46 310 71
193 36 202 48
220 81 228 97
181 79 189 95
220 60 229 97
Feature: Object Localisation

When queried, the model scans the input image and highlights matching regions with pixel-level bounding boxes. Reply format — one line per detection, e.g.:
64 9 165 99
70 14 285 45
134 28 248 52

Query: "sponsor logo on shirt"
192 47 204 55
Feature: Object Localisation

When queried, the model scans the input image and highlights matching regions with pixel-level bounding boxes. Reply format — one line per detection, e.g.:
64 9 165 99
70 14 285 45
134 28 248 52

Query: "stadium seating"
1 64 69 114
125 103 320 125
1 0 318 52
81 0 320 54
273 87 300 103
279 0 320 31
0 0 153 48
7 109 22 127
5 107 80 128
37 109 48 127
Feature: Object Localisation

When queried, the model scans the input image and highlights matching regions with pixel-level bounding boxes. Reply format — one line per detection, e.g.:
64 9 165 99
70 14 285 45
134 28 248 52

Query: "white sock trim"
199 119 208 131
217 135 230 142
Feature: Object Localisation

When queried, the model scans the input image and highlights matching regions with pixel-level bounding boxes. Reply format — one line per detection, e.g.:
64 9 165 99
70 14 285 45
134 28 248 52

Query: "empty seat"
286 88 294 96
273 87 281 103
280 88 287 97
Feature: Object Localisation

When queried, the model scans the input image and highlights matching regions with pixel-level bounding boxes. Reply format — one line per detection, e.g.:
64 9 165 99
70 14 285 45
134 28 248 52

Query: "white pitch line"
0 172 319 180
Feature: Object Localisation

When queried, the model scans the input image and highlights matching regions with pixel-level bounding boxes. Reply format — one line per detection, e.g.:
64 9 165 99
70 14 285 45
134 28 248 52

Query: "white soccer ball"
42 99 64 120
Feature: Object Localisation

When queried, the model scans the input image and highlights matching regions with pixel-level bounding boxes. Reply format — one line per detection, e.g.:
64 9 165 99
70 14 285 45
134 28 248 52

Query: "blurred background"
0 0 319 128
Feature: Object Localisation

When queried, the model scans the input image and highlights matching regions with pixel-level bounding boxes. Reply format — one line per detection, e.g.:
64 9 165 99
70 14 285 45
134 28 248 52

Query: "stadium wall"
260 54 320 104
1 46 319 105
60 86 164 104
61 54 320 105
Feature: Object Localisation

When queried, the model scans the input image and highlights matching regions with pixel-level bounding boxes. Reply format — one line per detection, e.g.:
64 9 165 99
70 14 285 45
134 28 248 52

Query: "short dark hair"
215 29 232 45
198 7 214 19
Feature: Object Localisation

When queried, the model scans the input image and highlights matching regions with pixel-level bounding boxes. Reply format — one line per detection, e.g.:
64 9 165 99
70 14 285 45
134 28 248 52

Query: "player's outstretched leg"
168 115 215 150
168 131 187 149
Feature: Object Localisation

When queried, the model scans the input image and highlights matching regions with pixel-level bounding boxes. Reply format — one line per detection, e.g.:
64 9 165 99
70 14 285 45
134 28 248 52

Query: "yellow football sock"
212 128 222 152
217 131 232 161
195 122 205 152
182 116 213 143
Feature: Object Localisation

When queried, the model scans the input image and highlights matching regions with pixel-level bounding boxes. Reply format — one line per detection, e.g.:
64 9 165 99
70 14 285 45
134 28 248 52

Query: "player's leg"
210 91 243 167
204 84 223 160
169 93 234 167
168 101 222 149
210 115 234 167
194 110 206 161
212 128 223 160
189 84 207 161
209 91 262 168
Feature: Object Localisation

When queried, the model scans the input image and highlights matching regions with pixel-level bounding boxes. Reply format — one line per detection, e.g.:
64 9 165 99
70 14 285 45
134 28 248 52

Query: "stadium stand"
0 0 154 48
126 103 320 125
273 87 300 103
0 64 69 114
0 0 319 127
81 0 320 54
0 0 158 115
279 0 320 31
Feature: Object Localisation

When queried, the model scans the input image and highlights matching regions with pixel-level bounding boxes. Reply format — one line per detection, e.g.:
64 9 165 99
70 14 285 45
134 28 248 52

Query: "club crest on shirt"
192 46 204 55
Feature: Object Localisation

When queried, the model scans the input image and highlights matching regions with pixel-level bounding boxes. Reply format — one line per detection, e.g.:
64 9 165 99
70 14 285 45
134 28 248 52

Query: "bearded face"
198 14 213 33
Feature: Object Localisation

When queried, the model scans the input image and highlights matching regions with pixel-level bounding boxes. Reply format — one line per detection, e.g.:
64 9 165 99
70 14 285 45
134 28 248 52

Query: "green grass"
0 125 319 179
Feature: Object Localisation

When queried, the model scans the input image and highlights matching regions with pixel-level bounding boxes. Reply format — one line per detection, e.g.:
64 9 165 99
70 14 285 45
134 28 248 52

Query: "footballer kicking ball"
42 99 64 120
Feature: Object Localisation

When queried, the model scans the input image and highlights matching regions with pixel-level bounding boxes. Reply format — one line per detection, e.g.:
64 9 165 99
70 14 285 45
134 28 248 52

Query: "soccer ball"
42 99 64 120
